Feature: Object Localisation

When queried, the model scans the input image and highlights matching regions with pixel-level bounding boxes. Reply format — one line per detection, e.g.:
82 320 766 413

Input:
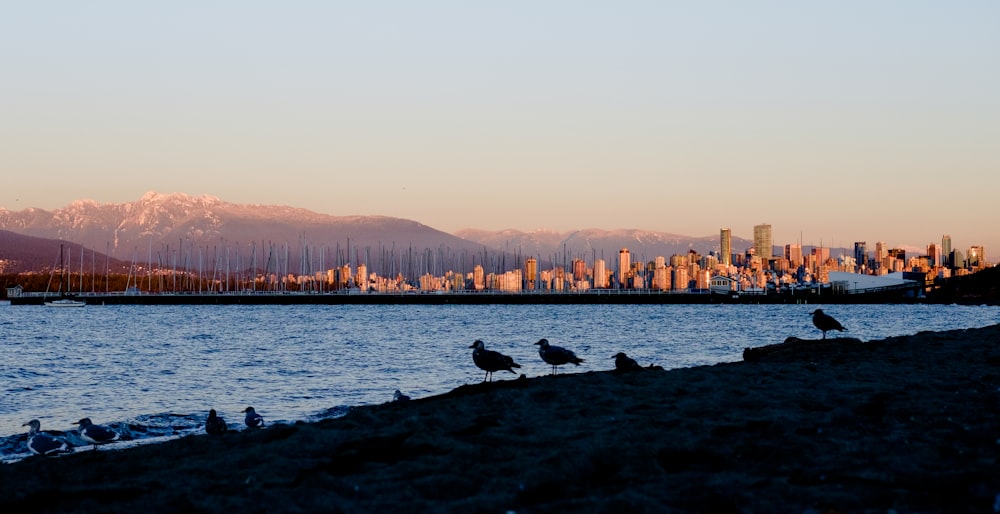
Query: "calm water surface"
2 303 998 459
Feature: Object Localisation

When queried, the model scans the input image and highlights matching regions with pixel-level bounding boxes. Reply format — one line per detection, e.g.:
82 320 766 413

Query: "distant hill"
0 230 129 274
0 192 488 274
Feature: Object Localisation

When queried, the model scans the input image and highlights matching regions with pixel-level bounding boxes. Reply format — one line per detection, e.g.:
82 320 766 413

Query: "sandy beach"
2 324 999 513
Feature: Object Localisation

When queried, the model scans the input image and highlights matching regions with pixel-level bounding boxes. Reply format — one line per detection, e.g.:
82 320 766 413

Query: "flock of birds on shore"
18 310 846 457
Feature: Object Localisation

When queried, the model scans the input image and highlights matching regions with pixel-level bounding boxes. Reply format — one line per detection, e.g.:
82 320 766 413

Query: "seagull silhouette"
470 340 521 382
74 417 120 447
22 420 69 456
243 407 264 428
205 409 228 435
811 309 846 339
535 338 584 375
612 352 641 372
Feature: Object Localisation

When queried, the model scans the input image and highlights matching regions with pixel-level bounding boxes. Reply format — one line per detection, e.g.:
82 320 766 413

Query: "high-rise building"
525 257 537 291
753 224 773 259
941 235 952 268
618 248 631 288
875 241 888 271
652 256 668 290
854 242 868 272
473 265 485 290
572 258 586 282
671 267 688 291
593 259 608 288
926 243 940 268
968 246 985 270
720 228 732 266
785 244 803 268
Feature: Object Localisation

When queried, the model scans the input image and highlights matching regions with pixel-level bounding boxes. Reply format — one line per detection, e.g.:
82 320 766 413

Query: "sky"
2 2 998 255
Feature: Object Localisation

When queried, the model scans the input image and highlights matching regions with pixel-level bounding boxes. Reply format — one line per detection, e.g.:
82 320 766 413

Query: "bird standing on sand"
612 352 641 372
243 407 264 428
535 338 584 375
205 409 228 434
22 419 69 456
470 339 521 382
74 417 120 446
811 309 846 339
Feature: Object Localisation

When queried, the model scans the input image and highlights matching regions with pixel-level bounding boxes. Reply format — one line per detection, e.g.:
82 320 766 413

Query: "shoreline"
3 324 999 512
7 288 935 306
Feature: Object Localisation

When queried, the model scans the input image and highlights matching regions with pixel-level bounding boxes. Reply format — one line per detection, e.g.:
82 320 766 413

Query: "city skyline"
2 3 998 253
0 191 991 264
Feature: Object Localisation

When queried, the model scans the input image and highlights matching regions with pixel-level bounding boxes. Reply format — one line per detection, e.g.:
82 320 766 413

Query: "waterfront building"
753 224 773 259
473 265 485 290
355 264 368 291
720 228 732 266
709 275 736 293
450 272 464 291
671 267 689 291
593 259 608 288
572 258 586 282
695 269 711 290
525 257 537 291
652 265 669 291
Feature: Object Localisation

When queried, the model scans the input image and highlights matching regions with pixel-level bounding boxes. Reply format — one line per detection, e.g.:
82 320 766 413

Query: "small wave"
309 405 353 421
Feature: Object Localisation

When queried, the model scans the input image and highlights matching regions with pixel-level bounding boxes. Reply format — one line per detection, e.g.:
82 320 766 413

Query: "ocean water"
2 303 998 461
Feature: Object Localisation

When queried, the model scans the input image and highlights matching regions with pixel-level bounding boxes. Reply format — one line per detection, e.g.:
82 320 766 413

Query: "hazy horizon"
2 3 997 253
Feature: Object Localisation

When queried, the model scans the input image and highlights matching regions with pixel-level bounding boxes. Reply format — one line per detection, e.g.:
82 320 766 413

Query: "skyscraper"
854 242 867 272
785 244 803 268
941 235 952 268
593 259 608 288
720 228 732 266
875 242 888 271
618 248 631 288
926 243 940 268
753 224 773 259
968 246 985 270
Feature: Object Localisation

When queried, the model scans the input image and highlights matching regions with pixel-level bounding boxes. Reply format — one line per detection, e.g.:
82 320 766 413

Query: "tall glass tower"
720 228 732 266
854 242 868 272
753 224 773 259
941 235 952 268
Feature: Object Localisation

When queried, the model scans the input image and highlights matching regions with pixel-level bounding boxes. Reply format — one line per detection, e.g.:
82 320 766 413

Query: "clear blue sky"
2 2 997 255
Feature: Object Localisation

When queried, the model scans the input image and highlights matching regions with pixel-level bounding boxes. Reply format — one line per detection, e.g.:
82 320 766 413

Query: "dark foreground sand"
3 325 999 513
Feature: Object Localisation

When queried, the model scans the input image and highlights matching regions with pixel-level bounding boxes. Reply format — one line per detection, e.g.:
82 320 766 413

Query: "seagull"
22 419 69 456
74 417 120 447
393 390 411 402
612 352 641 372
242 407 264 428
535 338 584 375
205 409 228 435
811 309 846 339
470 339 521 382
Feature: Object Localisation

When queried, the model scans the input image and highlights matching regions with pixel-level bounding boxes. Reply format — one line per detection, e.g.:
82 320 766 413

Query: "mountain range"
0 192 753 274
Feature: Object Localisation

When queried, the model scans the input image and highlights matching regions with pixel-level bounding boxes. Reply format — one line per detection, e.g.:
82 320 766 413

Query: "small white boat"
44 299 86 308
